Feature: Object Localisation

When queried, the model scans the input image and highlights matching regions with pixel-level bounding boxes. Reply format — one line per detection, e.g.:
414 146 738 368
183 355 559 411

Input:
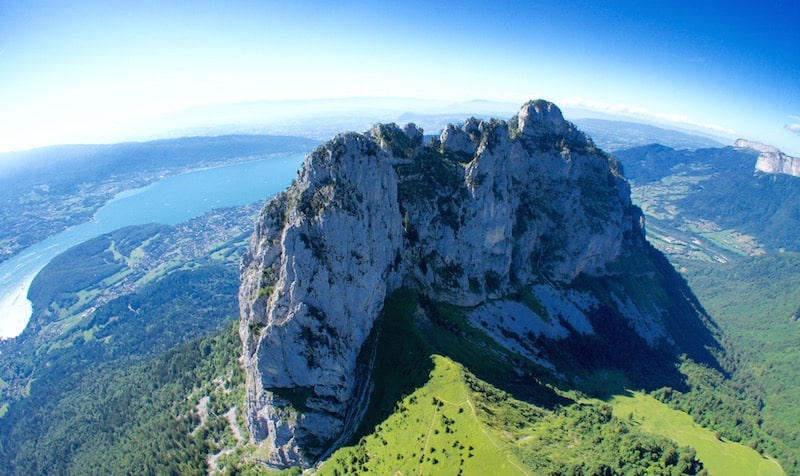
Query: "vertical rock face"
239 100 646 467
736 138 800 177
239 133 405 466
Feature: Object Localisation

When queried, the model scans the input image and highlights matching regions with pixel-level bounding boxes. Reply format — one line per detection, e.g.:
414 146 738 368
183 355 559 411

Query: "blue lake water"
0 153 306 338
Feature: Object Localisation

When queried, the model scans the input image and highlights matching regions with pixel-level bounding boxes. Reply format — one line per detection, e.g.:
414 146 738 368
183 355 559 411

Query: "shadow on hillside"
350 290 436 441
351 288 573 446
549 243 726 400
352 246 727 444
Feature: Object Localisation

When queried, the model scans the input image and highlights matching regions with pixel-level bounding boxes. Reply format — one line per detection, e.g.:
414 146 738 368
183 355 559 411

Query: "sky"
1 0 799 155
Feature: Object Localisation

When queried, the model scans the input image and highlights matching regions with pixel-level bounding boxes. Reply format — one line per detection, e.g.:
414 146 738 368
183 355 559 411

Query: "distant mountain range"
77 97 726 154
573 118 725 152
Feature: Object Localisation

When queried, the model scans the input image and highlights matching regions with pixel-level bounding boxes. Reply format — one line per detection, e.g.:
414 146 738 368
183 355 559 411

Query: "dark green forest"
0 263 244 474
670 253 800 473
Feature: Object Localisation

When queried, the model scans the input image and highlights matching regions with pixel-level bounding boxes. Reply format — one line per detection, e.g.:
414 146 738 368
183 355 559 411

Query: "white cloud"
786 123 800 135
561 96 736 135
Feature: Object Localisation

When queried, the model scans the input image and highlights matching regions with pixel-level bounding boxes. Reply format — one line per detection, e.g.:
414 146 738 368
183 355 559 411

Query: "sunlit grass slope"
319 355 528 475
314 290 707 475
612 392 783 476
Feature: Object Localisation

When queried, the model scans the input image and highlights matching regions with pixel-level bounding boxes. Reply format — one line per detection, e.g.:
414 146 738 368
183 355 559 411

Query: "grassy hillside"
321 355 531 475
318 290 706 476
319 284 785 475
612 392 782 476
323 354 708 476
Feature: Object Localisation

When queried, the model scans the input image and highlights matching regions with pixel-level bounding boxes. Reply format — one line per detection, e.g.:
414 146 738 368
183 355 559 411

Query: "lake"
0 153 306 338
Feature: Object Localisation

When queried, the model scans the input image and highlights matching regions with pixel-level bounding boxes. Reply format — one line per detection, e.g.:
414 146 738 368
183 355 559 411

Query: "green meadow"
612 392 783 476
314 291 707 475
318 355 528 475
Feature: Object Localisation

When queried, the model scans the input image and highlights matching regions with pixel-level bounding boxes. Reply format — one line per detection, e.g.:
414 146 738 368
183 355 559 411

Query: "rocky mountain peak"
237 100 705 468
519 99 570 137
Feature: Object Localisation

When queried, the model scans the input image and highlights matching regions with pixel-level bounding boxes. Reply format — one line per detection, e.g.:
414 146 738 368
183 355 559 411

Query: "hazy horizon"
2 1 798 155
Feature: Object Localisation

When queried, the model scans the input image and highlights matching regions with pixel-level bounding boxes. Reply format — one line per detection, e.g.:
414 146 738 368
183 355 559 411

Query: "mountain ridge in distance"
39 96 729 155
574 117 725 152
616 142 800 255
734 138 800 177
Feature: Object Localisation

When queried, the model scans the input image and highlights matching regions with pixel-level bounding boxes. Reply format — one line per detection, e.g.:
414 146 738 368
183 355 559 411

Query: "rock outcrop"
736 138 800 177
238 100 655 467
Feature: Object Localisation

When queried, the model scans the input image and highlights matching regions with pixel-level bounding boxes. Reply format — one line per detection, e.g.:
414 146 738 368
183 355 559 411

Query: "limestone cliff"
239 100 684 467
736 138 800 177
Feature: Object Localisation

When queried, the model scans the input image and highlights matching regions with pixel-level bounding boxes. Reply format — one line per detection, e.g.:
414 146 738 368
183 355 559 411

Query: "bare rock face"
238 100 646 467
239 133 405 467
736 138 800 177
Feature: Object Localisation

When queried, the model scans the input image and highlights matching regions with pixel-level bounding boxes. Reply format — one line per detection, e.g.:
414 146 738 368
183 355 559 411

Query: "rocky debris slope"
238 100 694 468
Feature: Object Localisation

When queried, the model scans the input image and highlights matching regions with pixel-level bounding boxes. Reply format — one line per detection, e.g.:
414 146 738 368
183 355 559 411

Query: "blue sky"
1 0 799 155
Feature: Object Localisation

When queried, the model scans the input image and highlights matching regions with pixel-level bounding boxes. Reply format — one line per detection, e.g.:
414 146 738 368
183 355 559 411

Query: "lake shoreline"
0 153 304 339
